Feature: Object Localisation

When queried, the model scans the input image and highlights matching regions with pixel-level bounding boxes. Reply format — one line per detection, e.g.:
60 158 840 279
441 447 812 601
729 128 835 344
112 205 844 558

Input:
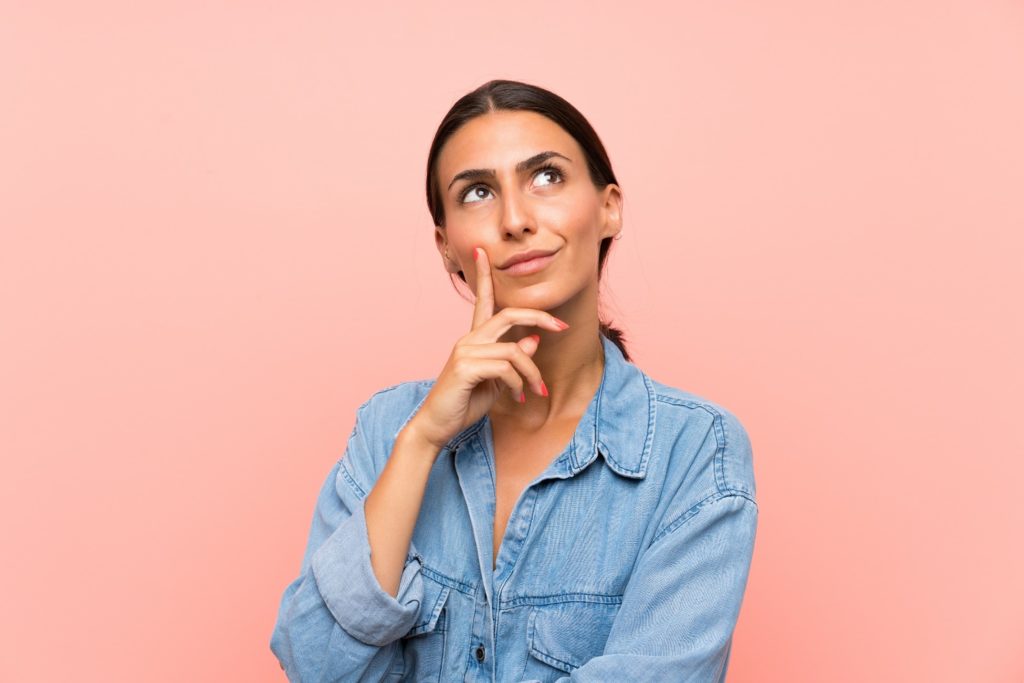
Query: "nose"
499 186 536 239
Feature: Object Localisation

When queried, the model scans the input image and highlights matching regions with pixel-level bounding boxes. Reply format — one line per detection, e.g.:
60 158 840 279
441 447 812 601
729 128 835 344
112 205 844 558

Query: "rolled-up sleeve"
520 491 758 683
270 401 426 681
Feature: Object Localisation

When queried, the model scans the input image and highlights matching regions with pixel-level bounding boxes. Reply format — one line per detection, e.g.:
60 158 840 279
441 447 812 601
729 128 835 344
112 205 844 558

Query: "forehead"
437 110 581 181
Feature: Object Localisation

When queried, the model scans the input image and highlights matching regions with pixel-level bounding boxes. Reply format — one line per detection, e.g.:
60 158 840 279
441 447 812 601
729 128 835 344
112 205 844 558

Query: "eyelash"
457 163 566 204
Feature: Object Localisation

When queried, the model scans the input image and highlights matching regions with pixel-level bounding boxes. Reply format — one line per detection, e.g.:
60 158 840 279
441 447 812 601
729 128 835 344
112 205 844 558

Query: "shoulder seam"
653 393 723 417
654 396 753 496
651 491 757 545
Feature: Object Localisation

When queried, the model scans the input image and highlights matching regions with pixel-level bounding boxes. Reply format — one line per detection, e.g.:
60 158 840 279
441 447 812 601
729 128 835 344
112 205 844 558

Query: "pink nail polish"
519 391 526 403
473 247 479 261
540 381 548 397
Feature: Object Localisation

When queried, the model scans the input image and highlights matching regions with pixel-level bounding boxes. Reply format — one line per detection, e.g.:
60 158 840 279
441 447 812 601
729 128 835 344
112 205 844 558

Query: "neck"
489 322 605 432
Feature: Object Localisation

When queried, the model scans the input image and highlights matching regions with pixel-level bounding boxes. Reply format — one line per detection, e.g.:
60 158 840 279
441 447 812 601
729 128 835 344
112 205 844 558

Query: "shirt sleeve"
519 490 759 683
269 399 427 681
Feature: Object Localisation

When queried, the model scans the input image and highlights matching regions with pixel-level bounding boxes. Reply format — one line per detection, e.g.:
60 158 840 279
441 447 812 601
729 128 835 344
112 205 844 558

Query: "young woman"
270 79 758 682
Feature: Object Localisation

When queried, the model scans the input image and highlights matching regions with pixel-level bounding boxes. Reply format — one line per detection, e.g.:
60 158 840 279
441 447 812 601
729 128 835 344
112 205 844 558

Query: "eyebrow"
447 151 572 192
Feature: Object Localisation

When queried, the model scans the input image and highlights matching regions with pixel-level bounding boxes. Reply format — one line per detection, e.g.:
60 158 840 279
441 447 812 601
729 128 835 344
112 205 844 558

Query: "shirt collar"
566 332 654 480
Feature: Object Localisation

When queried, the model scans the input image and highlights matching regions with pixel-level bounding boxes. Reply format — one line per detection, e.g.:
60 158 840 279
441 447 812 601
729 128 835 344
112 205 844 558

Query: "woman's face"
435 110 622 313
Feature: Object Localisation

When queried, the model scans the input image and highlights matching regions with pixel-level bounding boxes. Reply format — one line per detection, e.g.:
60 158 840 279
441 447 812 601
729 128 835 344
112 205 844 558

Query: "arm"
269 400 440 682
364 423 442 598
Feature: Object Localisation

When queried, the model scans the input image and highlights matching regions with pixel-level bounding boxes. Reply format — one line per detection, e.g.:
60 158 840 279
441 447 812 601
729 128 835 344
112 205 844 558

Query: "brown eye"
534 164 565 188
458 164 566 205
460 186 492 204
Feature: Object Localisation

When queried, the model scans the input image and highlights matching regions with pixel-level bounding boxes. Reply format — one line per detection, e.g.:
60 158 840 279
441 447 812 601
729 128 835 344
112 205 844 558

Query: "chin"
496 281 570 311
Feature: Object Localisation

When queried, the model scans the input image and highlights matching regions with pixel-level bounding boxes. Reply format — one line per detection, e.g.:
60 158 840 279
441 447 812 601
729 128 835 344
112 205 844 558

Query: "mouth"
500 250 559 276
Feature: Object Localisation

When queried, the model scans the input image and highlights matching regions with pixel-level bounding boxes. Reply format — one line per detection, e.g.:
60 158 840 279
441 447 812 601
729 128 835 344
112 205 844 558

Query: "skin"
433 110 623 432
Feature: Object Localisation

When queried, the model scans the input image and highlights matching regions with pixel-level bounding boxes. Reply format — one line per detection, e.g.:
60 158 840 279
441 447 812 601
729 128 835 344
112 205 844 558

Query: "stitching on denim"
712 409 729 493
420 562 476 596
337 456 366 499
652 394 722 418
582 355 610 471
494 486 540 601
448 418 488 452
653 394 748 495
651 491 757 545
526 601 620 671
593 373 656 478
407 582 451 633
336 388 418 503
502 592 624 608
530 647 579 673
526 607 537 660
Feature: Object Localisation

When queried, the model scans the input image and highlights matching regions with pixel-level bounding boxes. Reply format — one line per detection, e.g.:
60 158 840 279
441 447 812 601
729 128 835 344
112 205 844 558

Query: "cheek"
542 190 601 232
557 212 604 253
442 223 475 257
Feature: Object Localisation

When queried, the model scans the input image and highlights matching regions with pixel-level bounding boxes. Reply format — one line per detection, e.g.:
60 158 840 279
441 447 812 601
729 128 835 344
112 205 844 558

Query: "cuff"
311 494 425 647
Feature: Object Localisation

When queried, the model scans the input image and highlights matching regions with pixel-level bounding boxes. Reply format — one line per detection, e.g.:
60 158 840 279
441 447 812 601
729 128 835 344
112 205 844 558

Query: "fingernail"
519 391 526 403
540 381 548 397
529 334 540 344
553 317 570 329
473 247 479 261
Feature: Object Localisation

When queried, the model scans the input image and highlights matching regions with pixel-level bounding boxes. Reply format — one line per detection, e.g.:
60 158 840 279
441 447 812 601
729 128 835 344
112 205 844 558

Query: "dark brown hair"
425 79 631 362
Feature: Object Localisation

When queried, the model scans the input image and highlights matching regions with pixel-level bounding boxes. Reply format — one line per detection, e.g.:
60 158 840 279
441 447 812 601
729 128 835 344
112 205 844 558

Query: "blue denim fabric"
270 333 758 682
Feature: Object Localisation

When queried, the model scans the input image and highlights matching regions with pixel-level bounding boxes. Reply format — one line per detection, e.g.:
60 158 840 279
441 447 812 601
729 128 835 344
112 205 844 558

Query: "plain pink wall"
2 1 1021 681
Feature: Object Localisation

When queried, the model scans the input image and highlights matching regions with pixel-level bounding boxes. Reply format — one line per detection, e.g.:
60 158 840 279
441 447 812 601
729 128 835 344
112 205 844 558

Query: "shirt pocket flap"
527 600 620 673
405 574 452 637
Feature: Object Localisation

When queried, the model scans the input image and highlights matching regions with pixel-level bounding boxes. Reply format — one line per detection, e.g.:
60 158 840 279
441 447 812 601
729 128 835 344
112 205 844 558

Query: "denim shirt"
270 333 758 682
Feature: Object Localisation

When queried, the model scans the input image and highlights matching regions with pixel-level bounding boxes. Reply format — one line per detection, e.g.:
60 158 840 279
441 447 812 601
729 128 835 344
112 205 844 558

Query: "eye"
459 185 492 205
457 163 566 205
533 163 565 188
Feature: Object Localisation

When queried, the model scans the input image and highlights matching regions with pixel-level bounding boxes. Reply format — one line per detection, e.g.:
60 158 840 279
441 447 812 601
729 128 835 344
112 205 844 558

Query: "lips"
501 250 559 276
499 248 559 270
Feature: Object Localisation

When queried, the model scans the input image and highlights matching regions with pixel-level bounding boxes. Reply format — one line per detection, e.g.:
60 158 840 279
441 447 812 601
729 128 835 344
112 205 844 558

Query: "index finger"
471 246 495 331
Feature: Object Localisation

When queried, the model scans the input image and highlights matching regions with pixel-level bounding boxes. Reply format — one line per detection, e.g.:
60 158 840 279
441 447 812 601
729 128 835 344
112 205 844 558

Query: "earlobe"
442 245 462 274
435 229 460 273
602 203 623 241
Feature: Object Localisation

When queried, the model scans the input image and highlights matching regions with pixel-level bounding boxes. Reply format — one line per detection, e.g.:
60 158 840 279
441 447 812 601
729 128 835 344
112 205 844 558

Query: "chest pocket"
522 599 621 681
391 572 452 682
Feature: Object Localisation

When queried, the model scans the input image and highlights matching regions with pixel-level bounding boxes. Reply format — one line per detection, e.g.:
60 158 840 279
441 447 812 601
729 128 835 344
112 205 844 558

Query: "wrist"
397 420 446 459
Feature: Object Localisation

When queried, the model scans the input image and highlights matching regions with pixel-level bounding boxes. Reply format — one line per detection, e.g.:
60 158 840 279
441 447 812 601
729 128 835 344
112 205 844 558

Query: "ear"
435 228 461 274
599 184 623 241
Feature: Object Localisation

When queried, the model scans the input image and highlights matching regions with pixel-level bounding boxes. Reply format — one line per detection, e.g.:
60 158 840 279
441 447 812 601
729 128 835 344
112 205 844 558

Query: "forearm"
363 421 441 598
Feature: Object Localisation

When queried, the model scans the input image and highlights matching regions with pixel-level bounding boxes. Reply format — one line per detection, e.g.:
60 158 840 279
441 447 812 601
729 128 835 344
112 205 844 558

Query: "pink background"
2 2 1022 681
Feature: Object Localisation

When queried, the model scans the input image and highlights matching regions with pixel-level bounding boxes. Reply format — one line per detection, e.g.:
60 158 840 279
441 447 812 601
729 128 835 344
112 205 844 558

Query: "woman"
270 79 758 682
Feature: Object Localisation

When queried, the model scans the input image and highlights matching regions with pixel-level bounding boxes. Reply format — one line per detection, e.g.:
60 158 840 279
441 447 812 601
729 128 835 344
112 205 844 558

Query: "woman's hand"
408 246 570 451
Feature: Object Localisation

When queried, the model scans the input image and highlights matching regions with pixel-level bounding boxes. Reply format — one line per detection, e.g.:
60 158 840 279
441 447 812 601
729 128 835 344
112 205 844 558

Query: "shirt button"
475 645 485 662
